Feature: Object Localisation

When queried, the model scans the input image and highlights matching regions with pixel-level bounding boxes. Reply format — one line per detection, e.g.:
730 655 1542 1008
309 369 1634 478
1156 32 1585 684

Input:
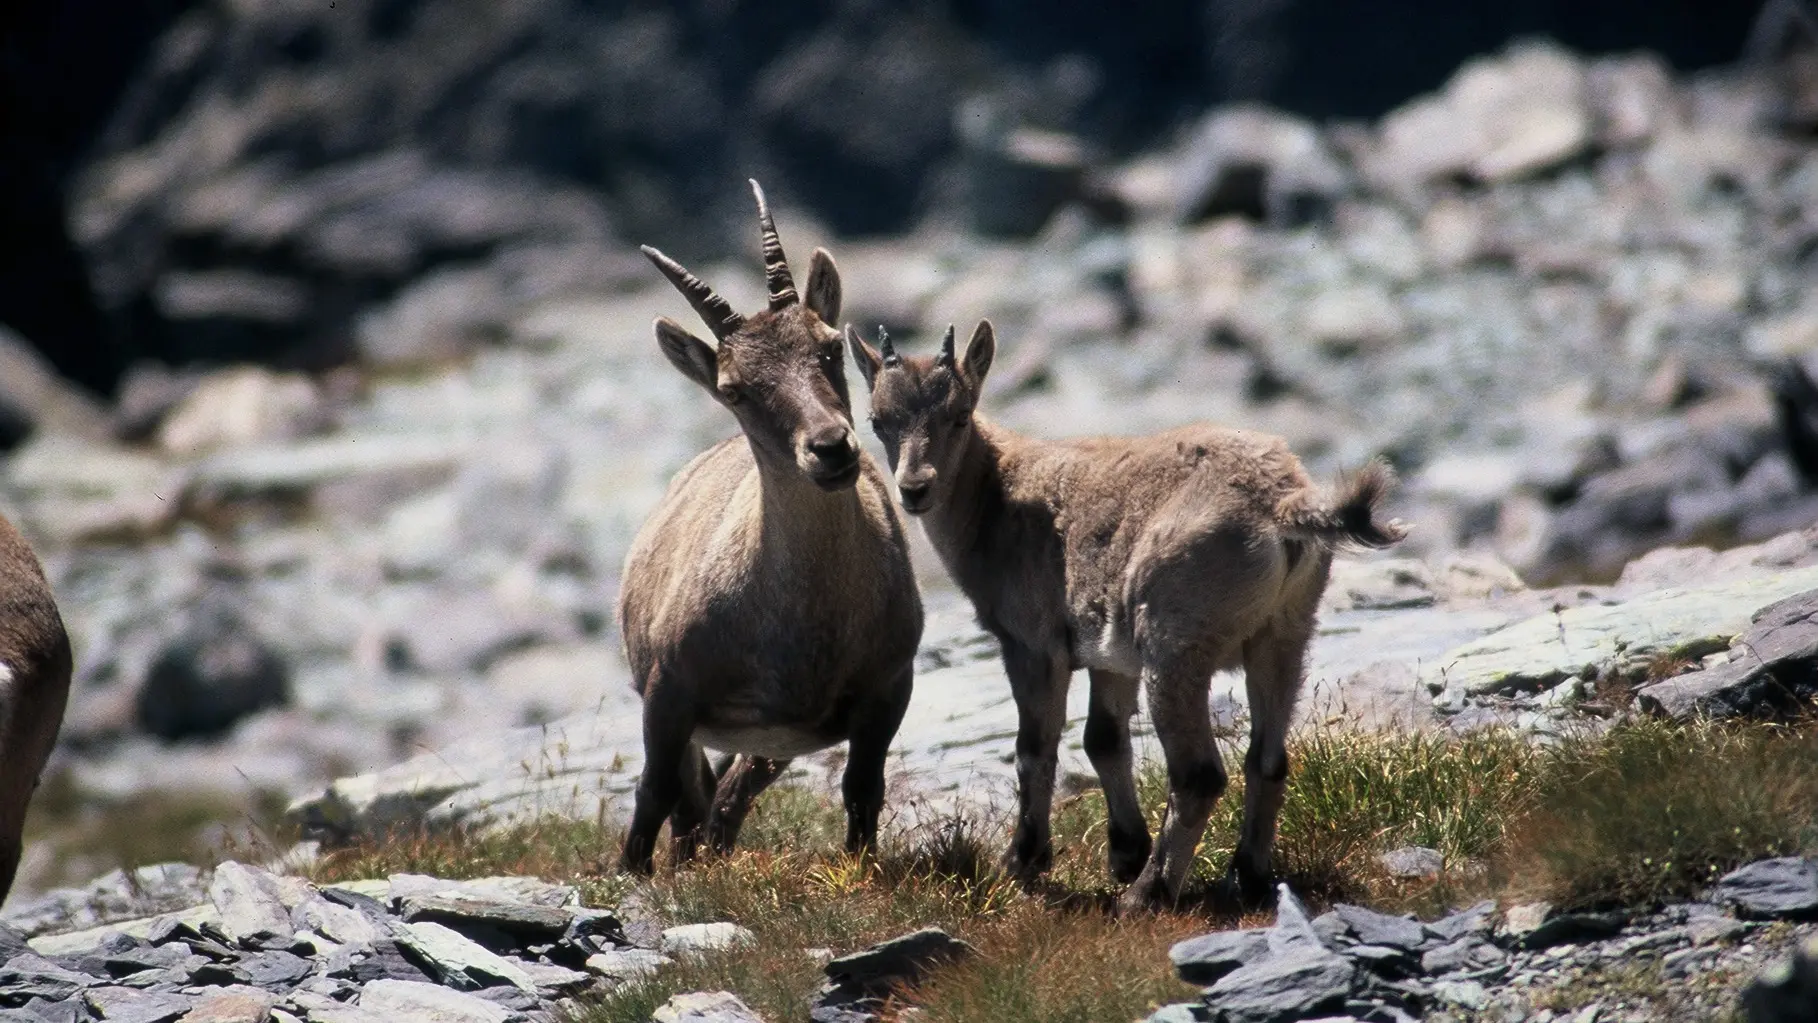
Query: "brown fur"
616 182 923 873
851 320 1405 911
0 511 71 905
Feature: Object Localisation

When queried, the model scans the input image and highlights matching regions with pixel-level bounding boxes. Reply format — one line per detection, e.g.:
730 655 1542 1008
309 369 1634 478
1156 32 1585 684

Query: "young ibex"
849 321 1405 911
0 511 71 904
616 181 923 873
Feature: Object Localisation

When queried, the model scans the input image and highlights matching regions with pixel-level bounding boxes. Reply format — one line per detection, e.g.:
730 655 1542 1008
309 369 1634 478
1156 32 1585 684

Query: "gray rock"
178 985 280 1023
393 920 537 991
1144 1004 1213 1023
1376 847 1444 880
14 997 86 1023
0 953 100 1002
1330 905 1428 952
0 923 29 963
399 894 574 946
136 597 291 741
3 865 208 940
1420 936 1506 976
354 978 514 1023
1638 589 1818 719
1268 884 1328 954
207 863 294 950
1425 901 1496 943
660 923 754 956
1204 947 1357 1023
1431 978 1489 1010
1173 106 1346 226
1169 929 1271 986
651 990 767 1023
81 986 192 1023
237 949 315 987
822 927 974 993
1714 858 1818 920
585 948 673 984
293 893 385 949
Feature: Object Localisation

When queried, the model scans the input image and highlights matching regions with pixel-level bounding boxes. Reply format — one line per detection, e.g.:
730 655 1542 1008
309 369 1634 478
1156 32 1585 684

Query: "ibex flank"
0 510 72 905
850 320 1405 911
616 181 923 874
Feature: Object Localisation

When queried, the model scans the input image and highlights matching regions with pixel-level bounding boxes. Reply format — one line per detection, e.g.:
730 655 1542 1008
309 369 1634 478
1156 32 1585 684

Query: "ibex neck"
754 461 865 549
925 415 1012 562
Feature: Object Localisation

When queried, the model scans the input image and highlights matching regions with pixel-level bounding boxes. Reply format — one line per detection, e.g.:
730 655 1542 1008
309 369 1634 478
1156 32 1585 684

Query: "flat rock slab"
1714 858 1818 920
652 991 768 1023
1204 947 1356 1023
82 986 192 1023
395 920 537 991
355 978 514 1023
208 862 293 950
661 923 755 955
1420 566 1818 696
1169 929 1270 986
175 986 279 1023
823 927 974 990
399 894 572 943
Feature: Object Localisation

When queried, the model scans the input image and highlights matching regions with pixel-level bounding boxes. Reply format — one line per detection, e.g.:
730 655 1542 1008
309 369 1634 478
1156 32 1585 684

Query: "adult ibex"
849 320 1405 911
616 182 923 874
0 511 71 904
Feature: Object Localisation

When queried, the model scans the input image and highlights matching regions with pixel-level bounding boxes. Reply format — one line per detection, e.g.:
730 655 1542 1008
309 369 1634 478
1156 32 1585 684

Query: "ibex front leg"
1001 639 1069 881
841 665 913 853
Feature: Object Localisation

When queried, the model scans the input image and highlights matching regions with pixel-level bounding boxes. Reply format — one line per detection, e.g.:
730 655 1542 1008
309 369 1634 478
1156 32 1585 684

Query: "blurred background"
2 0 1816 899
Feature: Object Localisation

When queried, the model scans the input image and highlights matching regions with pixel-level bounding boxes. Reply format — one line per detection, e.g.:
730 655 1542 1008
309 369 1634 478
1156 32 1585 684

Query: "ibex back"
851 320 1405 911
0 511 71 904
616 181 923 873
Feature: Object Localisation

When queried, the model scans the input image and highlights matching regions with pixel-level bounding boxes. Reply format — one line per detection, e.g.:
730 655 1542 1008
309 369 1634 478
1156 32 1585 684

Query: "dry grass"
42 715 1818 1022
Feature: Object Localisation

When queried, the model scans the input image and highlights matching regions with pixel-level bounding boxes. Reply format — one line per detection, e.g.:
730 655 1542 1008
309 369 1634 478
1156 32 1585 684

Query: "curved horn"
878 325 900 366
938 324 956 367
749 179 798 310
640 245 743 340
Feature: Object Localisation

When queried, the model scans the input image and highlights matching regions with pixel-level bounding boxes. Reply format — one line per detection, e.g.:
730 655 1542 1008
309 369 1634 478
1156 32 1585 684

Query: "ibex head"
642 180 859 490
848 320 995 514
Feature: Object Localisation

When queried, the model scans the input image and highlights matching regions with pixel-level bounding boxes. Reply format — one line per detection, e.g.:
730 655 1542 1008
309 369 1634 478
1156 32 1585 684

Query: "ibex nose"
898 478 933 512
807 428 855 463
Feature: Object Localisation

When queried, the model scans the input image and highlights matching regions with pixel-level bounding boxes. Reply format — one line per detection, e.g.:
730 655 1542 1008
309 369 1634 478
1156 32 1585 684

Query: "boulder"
1637 589 1818 719
1202 946 1356 1023
1172 106 1346 226
1714 858 1818 920
154 365 328 456
135 597 291 742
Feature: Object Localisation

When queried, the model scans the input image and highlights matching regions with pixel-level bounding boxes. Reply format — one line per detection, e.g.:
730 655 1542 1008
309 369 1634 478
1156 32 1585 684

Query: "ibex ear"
962 320 995 389
655 317 718 393
845 324 882 391
804 247 842 324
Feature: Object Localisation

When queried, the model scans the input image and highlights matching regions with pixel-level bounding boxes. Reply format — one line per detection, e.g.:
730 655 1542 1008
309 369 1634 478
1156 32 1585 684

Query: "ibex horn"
938 324 957 367
749 179 797 310
640 245 743 340
878 325 900 366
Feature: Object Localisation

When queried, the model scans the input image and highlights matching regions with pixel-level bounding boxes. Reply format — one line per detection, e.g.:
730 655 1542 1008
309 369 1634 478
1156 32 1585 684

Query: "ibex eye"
720 385 743 404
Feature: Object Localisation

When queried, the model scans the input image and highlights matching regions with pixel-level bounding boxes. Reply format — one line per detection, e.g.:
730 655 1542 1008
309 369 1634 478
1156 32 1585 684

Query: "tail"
1275 458 1408 550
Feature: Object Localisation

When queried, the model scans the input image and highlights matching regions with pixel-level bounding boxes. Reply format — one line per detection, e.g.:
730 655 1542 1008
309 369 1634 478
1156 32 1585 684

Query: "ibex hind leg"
841 665 913 854
1232 615 1314 905
1121 652 1227 913
619 675 697 875
706 755 790 853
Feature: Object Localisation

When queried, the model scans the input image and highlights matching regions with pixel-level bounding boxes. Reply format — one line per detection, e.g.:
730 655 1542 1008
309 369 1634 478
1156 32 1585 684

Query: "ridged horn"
878 325 900 366
640 245 743 339
749 179 798 310
938 324 956 367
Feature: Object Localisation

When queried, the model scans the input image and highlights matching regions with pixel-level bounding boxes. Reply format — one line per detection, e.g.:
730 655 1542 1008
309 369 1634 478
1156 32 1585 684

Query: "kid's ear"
962 319 995 389
845 324 882 391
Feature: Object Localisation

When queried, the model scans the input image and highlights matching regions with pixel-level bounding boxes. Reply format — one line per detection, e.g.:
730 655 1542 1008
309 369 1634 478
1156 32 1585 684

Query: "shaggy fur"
851 320 1404 910
0 511 70 904
616 182 923 873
